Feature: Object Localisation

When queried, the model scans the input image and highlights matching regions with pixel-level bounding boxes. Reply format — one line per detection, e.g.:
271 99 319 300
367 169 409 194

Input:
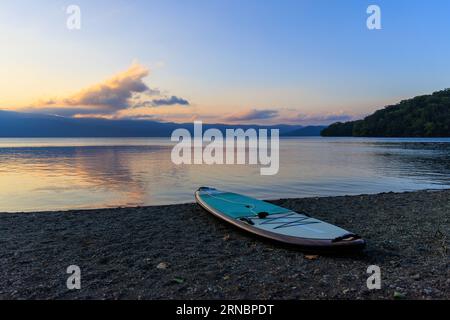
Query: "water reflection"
0 137 449 212
369 142 450 184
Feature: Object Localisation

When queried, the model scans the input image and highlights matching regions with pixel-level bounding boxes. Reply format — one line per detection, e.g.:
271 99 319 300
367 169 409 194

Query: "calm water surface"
1 137 449 212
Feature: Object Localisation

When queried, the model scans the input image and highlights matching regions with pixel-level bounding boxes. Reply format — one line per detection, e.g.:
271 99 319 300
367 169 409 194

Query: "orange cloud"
23 63 189 117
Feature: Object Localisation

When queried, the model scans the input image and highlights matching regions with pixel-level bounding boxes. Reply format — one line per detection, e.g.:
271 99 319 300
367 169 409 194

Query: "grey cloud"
151 96 190 107
224 109 279 122
296 113 355 123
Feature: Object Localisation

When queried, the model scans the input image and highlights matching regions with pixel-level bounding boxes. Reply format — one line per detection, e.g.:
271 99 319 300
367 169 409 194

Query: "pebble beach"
0 190 448 300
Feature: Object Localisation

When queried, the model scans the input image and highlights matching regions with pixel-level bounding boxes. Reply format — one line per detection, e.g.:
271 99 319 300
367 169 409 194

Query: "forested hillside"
321 89 450 137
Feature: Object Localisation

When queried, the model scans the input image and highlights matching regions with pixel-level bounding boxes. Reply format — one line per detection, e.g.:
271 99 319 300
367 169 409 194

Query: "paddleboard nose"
198 186 216 192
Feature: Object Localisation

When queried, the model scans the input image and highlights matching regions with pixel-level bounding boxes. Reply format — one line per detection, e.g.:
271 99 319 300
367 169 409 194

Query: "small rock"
172 277 184 284
305 255 319 260
423 288 434 295
411 274 421 280
157 262 168 269
393 291 406 299
223 234 230 241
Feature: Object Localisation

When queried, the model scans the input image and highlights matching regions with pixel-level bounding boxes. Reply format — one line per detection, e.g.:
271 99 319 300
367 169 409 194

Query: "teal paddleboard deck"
195 187 365 250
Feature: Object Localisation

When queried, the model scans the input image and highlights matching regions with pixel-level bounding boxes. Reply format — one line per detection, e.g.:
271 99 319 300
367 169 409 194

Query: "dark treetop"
321 89 450 137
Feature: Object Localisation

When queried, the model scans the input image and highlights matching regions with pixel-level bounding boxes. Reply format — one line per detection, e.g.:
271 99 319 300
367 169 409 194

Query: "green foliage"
321 89 450 137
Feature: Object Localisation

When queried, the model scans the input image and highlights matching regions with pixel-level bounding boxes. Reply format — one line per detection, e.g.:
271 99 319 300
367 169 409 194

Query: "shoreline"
2 188 448 215
0 189 449 299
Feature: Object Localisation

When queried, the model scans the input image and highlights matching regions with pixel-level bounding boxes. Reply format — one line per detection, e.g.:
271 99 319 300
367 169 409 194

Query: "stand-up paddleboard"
195 187 365 250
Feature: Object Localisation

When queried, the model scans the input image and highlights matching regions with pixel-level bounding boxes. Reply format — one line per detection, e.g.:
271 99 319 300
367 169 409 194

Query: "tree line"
321 89 450 137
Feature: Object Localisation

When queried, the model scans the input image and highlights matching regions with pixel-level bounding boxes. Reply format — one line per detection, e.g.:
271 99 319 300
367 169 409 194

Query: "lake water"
0 137 449 213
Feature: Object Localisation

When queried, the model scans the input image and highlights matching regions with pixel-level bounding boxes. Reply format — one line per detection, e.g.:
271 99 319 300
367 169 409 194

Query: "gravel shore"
0 190 449 300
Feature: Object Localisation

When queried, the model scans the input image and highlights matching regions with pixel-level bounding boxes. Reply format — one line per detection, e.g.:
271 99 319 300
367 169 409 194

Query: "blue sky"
1 0 449 124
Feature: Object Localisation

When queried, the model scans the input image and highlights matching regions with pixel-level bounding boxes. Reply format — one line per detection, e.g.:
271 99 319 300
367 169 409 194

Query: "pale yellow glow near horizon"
0 60 388 124
0 65 108 110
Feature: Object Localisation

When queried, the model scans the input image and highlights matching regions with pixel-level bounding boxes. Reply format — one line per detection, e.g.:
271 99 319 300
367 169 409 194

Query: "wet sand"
0 190 449 300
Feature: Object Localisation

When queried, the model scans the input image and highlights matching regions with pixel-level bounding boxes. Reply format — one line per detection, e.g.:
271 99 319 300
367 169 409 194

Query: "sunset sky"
1 0 450 124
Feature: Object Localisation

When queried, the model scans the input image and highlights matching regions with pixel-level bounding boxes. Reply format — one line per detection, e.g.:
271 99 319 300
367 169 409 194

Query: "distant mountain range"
0 110 324 137
282 126 326 136
322 89 450 137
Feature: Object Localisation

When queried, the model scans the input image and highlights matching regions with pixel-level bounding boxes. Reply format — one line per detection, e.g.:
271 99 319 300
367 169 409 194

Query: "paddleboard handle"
257 212 269 219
